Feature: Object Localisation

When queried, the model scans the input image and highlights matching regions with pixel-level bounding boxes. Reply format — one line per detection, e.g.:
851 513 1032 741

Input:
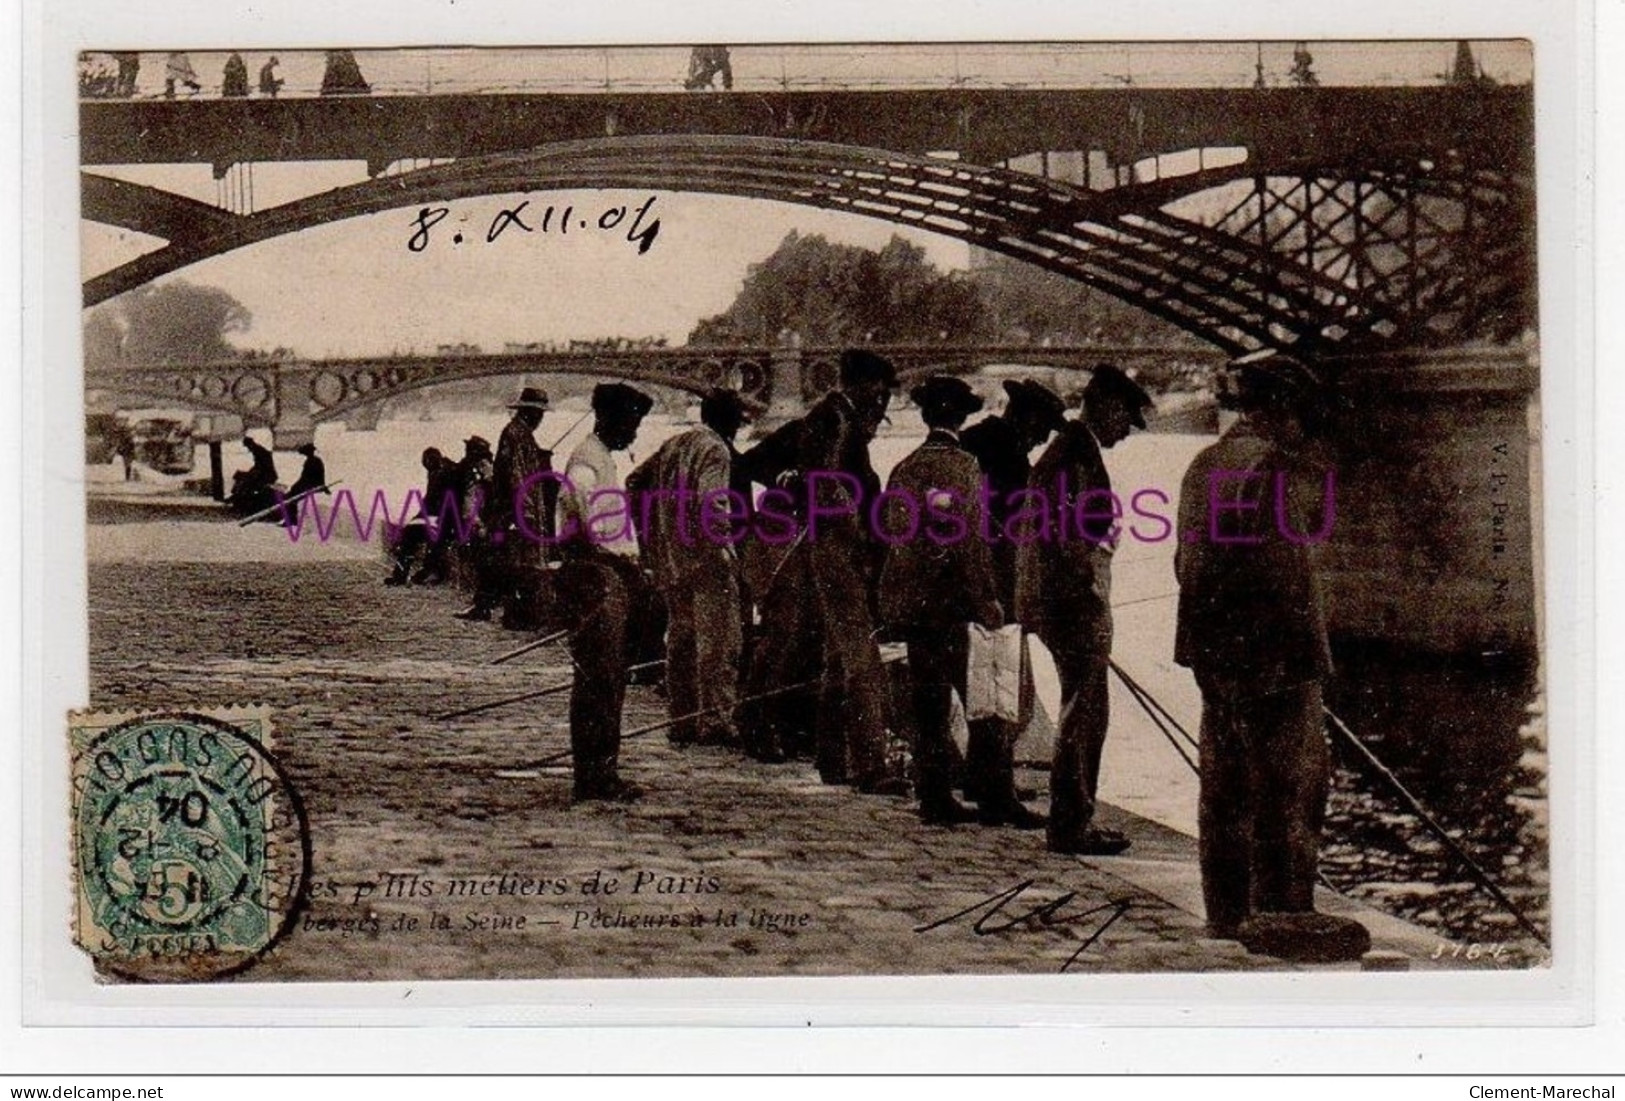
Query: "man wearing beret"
878 376 1004 824
554 382 656 802
959 379 1068 829
627 388 750 749
1016 363 1153 855
1175 353 1340 944
797 349 910 795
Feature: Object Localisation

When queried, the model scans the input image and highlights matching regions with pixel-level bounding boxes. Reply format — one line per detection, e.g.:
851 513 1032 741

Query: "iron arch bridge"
83 344 1217 431
82 133 1532 358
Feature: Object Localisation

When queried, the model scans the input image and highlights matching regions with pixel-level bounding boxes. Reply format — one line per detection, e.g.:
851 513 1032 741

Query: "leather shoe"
857 776 913 798
454 605 492 622
979 802 1048 830
920 796 979 826
1048 828 1132 856
573 779 644 804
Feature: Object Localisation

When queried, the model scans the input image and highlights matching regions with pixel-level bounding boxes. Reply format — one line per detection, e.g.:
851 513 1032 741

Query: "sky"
79 40 1534 359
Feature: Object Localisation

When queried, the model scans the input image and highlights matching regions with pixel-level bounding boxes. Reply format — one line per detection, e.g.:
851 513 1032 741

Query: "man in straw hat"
1016 362 1153 856
878 376 1003 825
627 388 752 749
959 378 1069 829
458 386 553 624
1174 351 1356 956
554 382 656 802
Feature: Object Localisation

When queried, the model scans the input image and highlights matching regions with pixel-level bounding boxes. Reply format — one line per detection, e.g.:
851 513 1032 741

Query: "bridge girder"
82 134 1533 356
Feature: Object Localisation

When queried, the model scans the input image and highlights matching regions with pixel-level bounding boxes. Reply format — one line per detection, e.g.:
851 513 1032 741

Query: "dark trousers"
1044 630 1111 843
741 544 822 758
665 561 742 744
558 555 637 798
808 535 889 786
1197 680 1330 934
904 626 969 806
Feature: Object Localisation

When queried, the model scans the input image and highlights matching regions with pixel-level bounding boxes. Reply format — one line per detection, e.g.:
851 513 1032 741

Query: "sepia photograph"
62 36 1557 995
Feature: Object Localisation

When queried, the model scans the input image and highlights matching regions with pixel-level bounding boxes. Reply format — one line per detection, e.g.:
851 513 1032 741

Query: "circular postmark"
71 711 310 982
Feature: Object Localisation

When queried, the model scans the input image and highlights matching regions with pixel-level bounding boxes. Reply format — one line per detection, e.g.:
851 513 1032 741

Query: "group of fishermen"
390 346 1339 942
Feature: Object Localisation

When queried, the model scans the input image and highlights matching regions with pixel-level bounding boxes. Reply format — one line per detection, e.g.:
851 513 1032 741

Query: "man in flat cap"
879 376 1003 824
796 349 910 796
1175 352 1345 950
627 388 751 749
1016 363 1153 855
959 379 1068 828
554 382 656 802
459 386 554 623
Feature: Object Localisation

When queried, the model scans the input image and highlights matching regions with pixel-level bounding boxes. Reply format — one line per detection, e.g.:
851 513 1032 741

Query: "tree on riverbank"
687 230 1204 351
83 280 255 368
688 231 985 346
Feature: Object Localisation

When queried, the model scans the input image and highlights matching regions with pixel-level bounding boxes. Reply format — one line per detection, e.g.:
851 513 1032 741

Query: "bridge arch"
82 134 1531 357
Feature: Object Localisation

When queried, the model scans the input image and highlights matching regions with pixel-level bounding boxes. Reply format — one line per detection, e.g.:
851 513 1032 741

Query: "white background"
5 0 1614 1075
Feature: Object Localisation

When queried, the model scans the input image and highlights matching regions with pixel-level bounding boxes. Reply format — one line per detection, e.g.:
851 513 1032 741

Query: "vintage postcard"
51 34 1572 1009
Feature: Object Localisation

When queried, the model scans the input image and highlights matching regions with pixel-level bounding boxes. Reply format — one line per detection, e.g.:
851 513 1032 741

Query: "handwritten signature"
914 878 1135 972
407 195 662 255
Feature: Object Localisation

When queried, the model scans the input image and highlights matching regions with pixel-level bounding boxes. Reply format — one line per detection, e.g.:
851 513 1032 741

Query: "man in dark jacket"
1016 364 1152 855
734 414 821 763
879 377 1002 824
1175 353 1337 941
959 379 1068 828
459 387 553 624
387 447 460 586
798 349 906 794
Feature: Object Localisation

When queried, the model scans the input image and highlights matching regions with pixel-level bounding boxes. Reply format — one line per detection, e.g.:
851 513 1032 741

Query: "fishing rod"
1108 660 1198 773
1108 659 1199 751
489 628 570 666
235 481 343 527
544 409 592 452
1104 659 1550 949
1322 706 1550 949
436 657 667 722
524 648 911 769
526 673 826 768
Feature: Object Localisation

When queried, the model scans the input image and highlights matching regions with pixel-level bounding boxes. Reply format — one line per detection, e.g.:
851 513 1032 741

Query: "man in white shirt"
554 383 655 802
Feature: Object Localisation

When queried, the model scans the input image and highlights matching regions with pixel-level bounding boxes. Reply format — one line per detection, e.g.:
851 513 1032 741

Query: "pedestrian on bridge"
222 53 249 98
258 56 283 98
684 46 733 91
626 388 750 749
554 383 656 803
163 52 201 99
1016 363 1152 856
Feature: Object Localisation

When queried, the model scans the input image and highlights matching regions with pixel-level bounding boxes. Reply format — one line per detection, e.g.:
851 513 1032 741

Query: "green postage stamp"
69 707 309 981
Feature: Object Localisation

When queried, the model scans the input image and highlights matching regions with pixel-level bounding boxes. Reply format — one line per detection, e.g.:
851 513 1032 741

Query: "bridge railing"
79 42 1531 102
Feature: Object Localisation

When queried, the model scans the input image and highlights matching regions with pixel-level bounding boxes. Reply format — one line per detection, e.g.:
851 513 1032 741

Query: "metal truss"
82 135 1533 357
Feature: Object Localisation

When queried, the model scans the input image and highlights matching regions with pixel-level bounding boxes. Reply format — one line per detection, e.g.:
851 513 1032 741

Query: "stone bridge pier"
271 364 318 451
1318 345 1539 787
